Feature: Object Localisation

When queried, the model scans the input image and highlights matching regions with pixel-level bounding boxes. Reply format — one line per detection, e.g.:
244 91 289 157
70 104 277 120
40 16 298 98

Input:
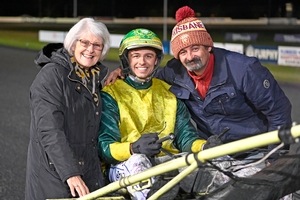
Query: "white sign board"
39 30 66 43
110 34 124 48
278 46 300 67
214 42 244 54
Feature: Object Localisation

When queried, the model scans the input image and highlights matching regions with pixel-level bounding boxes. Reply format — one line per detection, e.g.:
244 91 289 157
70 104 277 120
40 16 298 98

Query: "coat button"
79 161 84 165
96 112 99 115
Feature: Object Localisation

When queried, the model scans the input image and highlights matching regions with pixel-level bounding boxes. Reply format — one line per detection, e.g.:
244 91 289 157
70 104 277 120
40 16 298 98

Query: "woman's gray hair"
64 18 111 61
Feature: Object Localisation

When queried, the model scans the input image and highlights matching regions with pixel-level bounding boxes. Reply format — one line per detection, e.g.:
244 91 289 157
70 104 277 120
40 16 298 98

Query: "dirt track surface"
0 45 299 200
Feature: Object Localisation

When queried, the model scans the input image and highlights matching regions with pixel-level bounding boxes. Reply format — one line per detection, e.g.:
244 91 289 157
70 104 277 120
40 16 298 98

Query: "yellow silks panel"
103 78 179 160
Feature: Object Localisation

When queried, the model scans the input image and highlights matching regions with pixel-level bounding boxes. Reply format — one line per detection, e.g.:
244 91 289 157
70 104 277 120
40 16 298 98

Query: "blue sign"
245 45 278 63
225 33 258 41
274 34 300 43
162 40 170 54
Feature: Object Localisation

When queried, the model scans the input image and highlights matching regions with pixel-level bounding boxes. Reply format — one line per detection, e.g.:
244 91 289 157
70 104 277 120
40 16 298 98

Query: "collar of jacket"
171 60 197 93
208 48 229 91
170 48 230 97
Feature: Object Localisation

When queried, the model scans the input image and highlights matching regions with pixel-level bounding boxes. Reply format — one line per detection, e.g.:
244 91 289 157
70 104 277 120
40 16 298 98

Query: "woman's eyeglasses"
78 39 103 51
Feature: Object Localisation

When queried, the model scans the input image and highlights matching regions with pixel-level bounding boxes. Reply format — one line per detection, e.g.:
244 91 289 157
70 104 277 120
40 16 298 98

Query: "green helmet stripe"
119 28 163 56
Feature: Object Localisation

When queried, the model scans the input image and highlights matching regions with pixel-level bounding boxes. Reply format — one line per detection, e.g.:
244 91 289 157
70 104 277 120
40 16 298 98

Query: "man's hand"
203 127 229 150
203 135 223 150
104 67 124 86
67 175 90 197
131 133 162 156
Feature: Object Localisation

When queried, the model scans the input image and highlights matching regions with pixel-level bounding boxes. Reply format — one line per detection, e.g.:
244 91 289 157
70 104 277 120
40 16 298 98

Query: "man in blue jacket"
155 6 292 164
106 5 292 164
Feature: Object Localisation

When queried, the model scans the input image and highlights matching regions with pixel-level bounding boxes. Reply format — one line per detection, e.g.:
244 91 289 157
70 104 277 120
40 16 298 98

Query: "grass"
0 30 48 50
1 30 299 84
263 64 300 84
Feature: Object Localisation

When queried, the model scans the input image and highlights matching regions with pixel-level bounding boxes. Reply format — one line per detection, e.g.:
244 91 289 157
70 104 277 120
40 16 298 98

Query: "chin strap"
121 67 131 76
128 70 157 84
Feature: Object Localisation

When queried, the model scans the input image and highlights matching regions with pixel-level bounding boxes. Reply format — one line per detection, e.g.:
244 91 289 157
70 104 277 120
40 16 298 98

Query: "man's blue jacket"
156 47 292 144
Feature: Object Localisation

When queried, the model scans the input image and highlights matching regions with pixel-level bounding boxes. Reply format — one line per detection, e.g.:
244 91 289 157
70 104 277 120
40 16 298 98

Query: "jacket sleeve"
241 58 292 131
30 64 81 182
98 91 131 165
240 59 292 160
156 58 179 84
173 99 206 153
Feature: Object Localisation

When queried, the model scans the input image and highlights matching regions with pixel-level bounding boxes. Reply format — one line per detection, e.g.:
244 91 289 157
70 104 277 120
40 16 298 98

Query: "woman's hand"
67 175 90 197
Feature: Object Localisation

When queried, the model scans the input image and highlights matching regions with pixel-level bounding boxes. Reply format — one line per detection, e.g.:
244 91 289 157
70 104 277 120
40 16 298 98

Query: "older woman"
25 18 110 199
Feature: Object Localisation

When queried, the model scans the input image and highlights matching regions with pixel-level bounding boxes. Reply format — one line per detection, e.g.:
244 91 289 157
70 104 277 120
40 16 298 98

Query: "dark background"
1 0 300 19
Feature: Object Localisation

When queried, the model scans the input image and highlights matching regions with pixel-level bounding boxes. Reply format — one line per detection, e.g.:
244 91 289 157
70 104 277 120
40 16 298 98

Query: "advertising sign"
39 30 66 43
214 42 244 54
274 34 300 43
225 33 257 42
245 45 278 63
278 46 300 67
